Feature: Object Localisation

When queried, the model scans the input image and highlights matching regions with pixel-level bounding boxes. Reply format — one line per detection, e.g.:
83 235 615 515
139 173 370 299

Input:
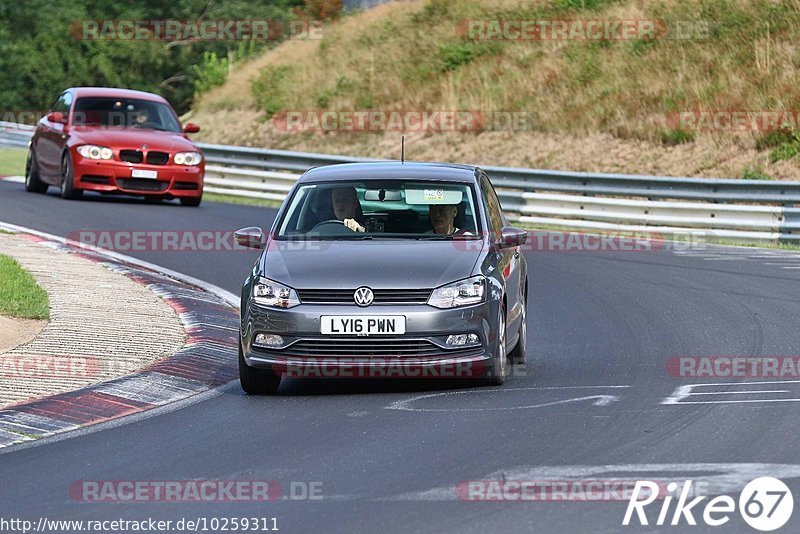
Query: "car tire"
180 196 202 207
59 153 82 200
509 295 527 365
25 149 48 193
239 340 281 394
484 308 508 386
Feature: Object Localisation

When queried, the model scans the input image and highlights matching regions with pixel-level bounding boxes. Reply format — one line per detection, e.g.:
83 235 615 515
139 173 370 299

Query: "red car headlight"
77 145 113 160
174 152 203 166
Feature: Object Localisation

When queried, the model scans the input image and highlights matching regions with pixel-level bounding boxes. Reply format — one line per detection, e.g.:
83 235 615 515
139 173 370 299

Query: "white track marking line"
663 380 800 405
667 399 800 404
685 390 789 395
386 385 629 412
390 463 800 502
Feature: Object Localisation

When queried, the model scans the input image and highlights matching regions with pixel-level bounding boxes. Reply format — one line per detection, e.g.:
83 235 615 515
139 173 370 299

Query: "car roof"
298 162 481 184
66 87 168 103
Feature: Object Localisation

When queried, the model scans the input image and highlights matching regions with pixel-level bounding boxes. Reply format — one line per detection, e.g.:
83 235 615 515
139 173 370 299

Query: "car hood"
70 127 196 152
260 239 485 290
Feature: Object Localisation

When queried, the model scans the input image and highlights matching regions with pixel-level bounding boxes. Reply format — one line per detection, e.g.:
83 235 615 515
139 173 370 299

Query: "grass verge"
204 192 282 208
0 254 49 320
0 148 26 177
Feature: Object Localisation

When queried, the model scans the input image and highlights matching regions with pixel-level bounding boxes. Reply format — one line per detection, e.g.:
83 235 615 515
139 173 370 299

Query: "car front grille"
120 150 144 164
146 151 169 165
119 150 170 165
117 178 169 192
256 338 482 359
297 288 432 305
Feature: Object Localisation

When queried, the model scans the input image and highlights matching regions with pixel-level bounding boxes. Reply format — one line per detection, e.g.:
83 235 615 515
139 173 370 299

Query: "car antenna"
401 135 405 164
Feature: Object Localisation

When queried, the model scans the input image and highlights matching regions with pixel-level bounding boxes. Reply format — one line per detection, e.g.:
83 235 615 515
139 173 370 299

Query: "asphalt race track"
1 181 799 533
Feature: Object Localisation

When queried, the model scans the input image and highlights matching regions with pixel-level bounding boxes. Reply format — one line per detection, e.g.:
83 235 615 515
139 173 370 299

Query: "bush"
438 41 500 72
742 165 771 180
192 52 229 95
193 41 263 96
252 65 294 117
660 129 695 146
756 130 795 151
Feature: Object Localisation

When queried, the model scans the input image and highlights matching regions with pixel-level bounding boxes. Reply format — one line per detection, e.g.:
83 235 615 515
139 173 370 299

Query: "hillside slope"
189 0 800 179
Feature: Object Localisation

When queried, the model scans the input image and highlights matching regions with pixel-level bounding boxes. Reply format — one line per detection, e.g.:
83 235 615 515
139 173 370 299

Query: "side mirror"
183 123 200 134
497 226 528 249
235 227 265 249
46 111 67 124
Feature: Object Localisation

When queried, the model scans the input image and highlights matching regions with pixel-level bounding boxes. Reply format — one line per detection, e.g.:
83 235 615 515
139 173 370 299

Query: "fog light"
254 333 284 347
446 333 480 346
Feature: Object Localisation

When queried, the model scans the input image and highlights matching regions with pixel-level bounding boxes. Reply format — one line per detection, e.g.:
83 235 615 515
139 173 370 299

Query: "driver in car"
428 203 472 235
132 109 150 127
332 187 366 232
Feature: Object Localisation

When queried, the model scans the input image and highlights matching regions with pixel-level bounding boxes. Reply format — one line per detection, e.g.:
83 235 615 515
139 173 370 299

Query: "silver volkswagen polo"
235 162 528 394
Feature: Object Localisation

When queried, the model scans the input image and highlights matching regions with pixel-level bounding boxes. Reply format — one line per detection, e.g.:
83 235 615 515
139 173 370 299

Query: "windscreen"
277 180 480 239
72 97 182 132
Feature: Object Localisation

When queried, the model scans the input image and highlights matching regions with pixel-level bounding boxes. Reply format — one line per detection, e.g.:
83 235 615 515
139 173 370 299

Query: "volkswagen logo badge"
354 287 374 307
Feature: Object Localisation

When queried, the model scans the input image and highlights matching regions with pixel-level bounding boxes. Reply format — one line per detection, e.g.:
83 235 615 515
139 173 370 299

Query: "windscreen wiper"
416 235 454 240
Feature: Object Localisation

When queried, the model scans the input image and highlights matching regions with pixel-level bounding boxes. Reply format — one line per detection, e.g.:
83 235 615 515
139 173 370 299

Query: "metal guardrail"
0 121 33 148
3 121 800 243
199 142 800 243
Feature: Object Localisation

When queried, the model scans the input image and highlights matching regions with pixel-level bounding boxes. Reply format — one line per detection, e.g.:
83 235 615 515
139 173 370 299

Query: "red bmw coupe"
25 87 205 207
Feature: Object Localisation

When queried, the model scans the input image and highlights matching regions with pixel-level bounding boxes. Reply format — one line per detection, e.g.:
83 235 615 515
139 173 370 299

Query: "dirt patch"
0 315 46 354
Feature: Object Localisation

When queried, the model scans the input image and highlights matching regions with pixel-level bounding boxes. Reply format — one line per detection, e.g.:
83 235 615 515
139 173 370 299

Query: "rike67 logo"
623 477 793 531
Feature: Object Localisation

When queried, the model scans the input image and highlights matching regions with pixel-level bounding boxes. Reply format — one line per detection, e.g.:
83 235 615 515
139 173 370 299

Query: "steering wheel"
311 219 345 231
309 219 358 235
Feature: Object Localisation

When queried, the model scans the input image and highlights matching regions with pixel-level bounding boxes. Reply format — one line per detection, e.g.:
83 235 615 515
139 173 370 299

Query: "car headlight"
77 145 113 160
427 275 486 309
174 152 203 166
253 277 300 309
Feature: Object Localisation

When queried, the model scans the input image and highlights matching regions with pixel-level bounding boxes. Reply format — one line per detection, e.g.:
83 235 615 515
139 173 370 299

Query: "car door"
36 91 72 179
480 173 523 334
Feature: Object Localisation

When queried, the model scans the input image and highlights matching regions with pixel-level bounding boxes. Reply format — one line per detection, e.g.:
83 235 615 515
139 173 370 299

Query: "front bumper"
72 157 204 198
241 301 500 379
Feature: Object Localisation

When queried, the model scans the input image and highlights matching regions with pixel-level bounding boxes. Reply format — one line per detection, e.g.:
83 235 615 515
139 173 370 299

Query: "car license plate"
131 169 157 179
321 316 405 335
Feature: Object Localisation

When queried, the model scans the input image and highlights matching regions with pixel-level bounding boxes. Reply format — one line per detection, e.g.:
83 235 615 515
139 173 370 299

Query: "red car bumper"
72 157 204 199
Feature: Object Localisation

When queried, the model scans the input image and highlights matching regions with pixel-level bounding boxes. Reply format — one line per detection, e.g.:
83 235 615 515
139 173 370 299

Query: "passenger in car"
332 187 366 232
428 204 472 235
